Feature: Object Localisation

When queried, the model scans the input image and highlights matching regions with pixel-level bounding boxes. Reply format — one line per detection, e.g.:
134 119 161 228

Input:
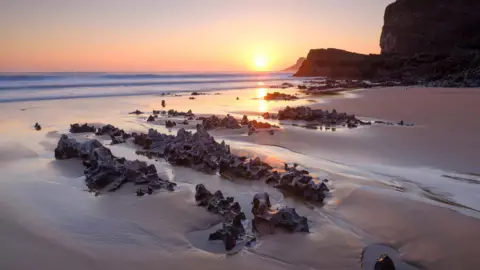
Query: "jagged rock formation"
54 134 176 193
252 192 309 233
194 185 310 251
283 57 306 72
95 124 131 145
194 184 246 250
380 0 480 55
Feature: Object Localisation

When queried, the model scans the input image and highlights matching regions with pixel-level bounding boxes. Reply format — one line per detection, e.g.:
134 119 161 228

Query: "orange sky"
0 0 394 72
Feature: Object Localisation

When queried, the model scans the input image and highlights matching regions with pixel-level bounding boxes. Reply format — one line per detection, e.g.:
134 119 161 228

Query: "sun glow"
253 55 269 71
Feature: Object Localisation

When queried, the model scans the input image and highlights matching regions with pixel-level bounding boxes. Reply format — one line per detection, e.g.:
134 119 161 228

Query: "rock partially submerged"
269 82 295 89
70 123 96 133
165 120 176 128
166 109 195 118
264 92 298 101
252 192 309 233
34 123 41 131
267 163 329 202
195 184 246 250
129 110 143 115
273 106 370 128
54 134 176 193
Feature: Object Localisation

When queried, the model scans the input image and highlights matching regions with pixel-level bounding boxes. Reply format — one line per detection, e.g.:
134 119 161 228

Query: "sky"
0 0 395 72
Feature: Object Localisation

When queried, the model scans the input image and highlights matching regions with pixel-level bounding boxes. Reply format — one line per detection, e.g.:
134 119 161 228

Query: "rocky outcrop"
54 135 176 193
380 0 480 55
294 48 368 78
283 57 306 72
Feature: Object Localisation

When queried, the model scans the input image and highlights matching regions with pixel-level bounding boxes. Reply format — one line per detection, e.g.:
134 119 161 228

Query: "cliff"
283 57 306 72
380 0 480 55
294 0 480 86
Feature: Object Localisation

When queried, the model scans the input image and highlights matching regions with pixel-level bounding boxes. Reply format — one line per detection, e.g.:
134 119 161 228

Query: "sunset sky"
1 0 394 72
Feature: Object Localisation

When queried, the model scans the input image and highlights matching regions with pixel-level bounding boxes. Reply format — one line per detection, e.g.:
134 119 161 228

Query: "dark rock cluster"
132 125 329 202
70 123 96 133
200 115 242 130
269 106 370 128
263 92 298 101
195 185 310 251
54 135 176 193
194 184 246 250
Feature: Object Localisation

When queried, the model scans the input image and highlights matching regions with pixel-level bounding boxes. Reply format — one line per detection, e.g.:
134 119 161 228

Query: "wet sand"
1 86 480 270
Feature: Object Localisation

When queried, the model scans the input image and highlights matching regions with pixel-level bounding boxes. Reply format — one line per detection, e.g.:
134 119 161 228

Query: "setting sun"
254 55 269 71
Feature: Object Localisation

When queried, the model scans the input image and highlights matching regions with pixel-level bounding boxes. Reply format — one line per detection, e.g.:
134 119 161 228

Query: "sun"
254 55 268 70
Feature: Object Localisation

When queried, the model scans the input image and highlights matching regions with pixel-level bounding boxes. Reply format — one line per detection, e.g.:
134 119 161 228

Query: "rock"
264 92 298 100
34 123 41 131
161 100 166 108
263 112 271 119
70 123 96 133
195 184 246 251
189 97 195 100
129 110 143 115
54 135 176 193
147 115 155 122
202 115 241 130
236 97 239 100
374 254 396 270
252 192 309 233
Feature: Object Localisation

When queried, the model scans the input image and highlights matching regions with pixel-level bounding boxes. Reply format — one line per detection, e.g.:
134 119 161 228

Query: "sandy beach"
1 79 480 270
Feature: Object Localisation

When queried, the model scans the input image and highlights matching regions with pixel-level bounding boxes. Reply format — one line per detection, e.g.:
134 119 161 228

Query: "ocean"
0 72 295 102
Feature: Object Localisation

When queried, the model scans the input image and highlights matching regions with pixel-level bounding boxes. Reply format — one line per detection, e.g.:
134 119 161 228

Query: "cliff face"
380 0 480 55
294 48 368 77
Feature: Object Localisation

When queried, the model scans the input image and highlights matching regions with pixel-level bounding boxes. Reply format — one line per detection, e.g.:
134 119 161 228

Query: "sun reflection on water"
257 87 267 99
258 99 268 112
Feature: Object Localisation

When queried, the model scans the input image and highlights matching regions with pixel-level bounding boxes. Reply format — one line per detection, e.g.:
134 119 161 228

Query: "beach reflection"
256 87 268 112
256 87 267 99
